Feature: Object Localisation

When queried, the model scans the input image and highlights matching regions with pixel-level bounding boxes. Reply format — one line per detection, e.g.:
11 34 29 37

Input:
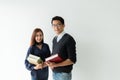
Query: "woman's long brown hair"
30 28 44 46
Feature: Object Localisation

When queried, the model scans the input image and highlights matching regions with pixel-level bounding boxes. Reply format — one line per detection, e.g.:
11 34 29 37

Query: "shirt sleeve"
24 46 35 71
66 36 77 63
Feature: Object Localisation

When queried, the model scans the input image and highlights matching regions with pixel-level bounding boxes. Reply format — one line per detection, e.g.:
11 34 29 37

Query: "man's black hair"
51 16 64 25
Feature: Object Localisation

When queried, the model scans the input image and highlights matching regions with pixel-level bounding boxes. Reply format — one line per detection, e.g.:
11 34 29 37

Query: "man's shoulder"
64 33 74 40
64 33 71 37
64 33 76 44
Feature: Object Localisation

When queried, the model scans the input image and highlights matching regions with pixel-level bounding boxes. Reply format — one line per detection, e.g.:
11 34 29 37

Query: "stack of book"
27 54 43 65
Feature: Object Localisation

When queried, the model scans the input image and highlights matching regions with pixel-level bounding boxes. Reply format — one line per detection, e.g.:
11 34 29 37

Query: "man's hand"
46 61 56 69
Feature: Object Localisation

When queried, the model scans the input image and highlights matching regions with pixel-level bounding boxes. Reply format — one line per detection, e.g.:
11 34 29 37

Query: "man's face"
52 20 64 35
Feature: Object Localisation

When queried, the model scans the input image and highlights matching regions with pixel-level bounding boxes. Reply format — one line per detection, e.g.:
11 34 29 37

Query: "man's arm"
46 59 74 69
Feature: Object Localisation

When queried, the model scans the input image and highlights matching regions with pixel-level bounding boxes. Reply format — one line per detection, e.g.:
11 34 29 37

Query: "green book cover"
27 54 43 65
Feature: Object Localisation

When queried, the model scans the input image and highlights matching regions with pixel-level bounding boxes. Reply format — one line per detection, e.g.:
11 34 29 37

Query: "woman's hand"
34 63 43 70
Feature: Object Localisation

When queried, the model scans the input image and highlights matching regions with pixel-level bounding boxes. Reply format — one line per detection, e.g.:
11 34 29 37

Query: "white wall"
0 0 120 80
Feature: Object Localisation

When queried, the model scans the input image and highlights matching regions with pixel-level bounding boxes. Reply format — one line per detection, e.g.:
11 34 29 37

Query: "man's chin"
56 32 60 35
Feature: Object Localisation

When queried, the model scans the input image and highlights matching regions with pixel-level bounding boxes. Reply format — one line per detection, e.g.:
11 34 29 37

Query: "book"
45 54 63 63
27 54 43 65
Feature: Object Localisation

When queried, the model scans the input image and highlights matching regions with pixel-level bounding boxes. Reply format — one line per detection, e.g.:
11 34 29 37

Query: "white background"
0 0 120 80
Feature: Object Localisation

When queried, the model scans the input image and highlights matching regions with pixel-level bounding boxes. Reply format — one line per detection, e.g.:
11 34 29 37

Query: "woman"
25 28 51 80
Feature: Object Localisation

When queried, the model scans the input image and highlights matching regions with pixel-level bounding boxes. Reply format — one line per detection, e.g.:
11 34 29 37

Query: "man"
47 16 77 80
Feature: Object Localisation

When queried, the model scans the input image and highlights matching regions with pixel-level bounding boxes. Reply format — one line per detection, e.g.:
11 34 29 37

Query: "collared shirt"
57 31 66 42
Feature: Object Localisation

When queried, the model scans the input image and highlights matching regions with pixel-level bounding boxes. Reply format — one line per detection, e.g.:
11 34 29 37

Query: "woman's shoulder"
28 45 36 50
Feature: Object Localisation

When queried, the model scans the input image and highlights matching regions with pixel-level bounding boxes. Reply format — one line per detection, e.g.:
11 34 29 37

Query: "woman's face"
35 31 43 43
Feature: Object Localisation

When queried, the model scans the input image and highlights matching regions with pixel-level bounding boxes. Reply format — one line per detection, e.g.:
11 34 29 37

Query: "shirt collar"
57 31 66 42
